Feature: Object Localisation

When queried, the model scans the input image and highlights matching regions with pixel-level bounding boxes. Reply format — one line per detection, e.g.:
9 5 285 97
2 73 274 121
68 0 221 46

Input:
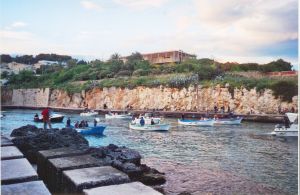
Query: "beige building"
121 50 196 64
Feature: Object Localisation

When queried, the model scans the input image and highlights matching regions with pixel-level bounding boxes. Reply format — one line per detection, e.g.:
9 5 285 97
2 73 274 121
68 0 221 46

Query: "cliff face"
1 86 298 114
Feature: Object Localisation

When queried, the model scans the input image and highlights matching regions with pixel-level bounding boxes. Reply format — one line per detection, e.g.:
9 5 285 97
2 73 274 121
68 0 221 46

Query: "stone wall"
10 88 50 107
1 86 298 114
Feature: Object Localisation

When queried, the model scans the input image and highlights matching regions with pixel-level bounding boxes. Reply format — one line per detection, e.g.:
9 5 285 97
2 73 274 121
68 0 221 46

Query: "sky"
0 0 298 66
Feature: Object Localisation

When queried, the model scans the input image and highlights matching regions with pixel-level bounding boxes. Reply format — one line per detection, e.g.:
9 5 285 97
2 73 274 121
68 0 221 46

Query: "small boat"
178 119 214 126
80 111 98 117
34 114 64 123
129 123 170 131
271 113 298 137
213 117 243 125
105 113 132 119
133 117 161 125
76 125 106 135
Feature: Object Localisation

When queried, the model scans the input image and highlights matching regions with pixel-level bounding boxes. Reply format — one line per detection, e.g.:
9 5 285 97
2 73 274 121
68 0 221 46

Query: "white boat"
105 113 132 119
213 117 243 125
271 113 298 137
80 111 98 116
133 117 161 125
129 123 170 131
178 119 214 126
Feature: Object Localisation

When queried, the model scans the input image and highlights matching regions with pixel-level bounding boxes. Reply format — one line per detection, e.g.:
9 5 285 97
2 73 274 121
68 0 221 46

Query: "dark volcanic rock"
10 126 89 163
88 145 166 186
10 125 41 137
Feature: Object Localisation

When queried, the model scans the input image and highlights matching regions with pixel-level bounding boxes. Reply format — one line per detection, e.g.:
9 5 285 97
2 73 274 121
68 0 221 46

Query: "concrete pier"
1 136 14 146
1 158 38 184
46 154 108 192
1 181 51 195
1 146 24 160
1 136 51 194
83 182 163 195
62 166 130 192
37 147 87 180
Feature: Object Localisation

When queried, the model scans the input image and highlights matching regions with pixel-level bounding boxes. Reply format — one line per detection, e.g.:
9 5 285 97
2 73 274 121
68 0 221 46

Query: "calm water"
1 109 298 194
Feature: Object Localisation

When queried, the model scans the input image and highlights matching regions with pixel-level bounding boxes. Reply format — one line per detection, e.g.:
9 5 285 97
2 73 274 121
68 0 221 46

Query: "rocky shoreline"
9 125 166 193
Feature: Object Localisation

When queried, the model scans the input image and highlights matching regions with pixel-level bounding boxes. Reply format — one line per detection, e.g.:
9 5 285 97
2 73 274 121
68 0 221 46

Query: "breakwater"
2 125 164 194
1 86 298 115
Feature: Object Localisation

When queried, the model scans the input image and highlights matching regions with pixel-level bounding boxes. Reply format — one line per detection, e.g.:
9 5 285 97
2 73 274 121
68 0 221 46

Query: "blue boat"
76 126 106 135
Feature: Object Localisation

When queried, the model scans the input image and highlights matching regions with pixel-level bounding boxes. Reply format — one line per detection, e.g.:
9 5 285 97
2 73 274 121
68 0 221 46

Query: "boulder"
88 146 166 186
10 126 89 163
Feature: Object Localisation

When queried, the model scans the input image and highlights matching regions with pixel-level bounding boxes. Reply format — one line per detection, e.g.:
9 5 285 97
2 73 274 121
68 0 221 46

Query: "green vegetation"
2 52 297 102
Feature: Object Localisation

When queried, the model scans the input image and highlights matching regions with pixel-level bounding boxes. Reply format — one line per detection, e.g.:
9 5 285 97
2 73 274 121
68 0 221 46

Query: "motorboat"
133 117 161 125
129 123 170 131
178 119 214 126
34 114 64 123
213 117 243 125
105 113 132 119
271 113 298 137
76 125 106 135
80 110 98 117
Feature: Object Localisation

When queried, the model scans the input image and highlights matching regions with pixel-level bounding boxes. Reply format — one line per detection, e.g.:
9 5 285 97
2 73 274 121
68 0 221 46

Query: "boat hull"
105 114 132 119
80 112 98 117
76 126 106 135
213 117 243 125
271 124 298 137
178 119 214 126
34 115 64 123
129 123 170 131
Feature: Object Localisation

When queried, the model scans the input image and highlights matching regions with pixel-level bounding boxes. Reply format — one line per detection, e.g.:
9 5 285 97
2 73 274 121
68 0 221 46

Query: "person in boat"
41 107 52 130
34 113 39 121
75 121 79 128
79 120 85 128
103 103 107 109
66 117 71 127
228 111 234 118
151 118 155 125
85 121 89 127
227 106 231 113
140 117 145 126
284 116 290 128
181 114 185 120
94 118 97 127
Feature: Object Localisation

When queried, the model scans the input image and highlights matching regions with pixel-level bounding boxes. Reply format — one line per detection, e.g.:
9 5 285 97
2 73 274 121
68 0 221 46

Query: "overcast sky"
0 0 298 66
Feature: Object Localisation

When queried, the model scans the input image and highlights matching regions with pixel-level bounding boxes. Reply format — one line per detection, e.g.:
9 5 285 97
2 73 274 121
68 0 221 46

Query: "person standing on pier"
41 107 52 130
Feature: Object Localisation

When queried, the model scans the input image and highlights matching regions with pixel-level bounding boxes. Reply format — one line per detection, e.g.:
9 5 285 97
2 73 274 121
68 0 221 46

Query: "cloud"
80 0 102 11
113 0 169 10
4 21 28 30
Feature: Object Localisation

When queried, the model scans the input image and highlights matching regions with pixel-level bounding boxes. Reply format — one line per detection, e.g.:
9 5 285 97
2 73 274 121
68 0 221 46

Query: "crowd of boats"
31 109 298 137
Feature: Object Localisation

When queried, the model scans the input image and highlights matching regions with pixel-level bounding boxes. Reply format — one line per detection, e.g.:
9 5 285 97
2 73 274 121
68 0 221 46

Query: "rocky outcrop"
87 145 166 186
1 85 298 114
10 125 89 163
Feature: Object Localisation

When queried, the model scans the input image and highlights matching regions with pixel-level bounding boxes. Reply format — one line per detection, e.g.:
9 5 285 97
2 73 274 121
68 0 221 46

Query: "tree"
0 54 13 63
261 59 292 72
77 60 87 65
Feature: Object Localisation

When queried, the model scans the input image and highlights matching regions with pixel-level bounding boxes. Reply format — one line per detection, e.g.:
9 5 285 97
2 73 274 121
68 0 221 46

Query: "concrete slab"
1 158 38 184
1 136 14 146
62 166 130 192
1 146 24 160
46 154 108 192
83 182 163 195
37 147 87 180
1 180 51 195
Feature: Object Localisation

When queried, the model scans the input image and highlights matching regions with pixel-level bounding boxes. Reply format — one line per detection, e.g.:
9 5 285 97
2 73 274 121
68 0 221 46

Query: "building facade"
121 50 196 64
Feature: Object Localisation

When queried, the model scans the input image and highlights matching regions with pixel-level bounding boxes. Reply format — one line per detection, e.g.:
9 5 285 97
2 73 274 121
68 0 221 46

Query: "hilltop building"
121 50 196 64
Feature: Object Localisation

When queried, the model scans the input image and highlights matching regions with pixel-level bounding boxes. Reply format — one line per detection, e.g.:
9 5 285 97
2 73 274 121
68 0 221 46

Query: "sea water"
1 109 297 194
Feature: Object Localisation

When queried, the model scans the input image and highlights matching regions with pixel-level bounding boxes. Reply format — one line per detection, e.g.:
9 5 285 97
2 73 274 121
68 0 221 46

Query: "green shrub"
270 80 297 102
132 69 149 76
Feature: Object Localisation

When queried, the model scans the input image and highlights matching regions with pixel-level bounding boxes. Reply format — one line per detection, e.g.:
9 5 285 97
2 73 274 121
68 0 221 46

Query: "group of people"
74 120 89 128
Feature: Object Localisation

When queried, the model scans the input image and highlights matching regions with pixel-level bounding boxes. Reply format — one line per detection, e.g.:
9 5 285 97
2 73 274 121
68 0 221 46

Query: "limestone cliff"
1 86 298 114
